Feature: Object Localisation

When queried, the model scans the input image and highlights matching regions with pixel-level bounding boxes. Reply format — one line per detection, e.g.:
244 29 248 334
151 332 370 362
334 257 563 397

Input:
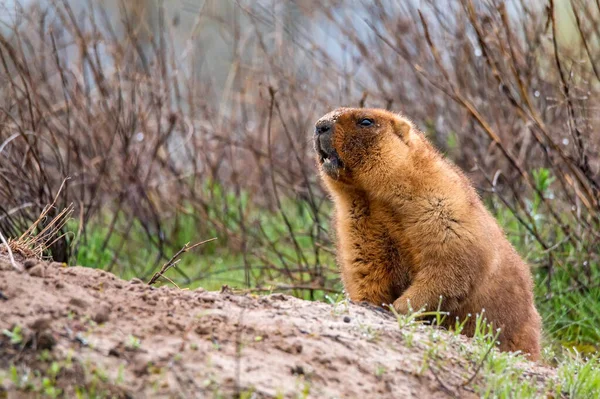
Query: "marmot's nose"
315 120 332 135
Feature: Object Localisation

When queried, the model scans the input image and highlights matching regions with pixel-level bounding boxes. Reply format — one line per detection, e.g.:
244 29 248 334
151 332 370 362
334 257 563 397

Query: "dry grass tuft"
1 179 73 264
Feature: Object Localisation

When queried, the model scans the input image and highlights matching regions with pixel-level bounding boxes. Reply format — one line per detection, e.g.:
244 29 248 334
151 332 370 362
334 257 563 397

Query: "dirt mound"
0 257 555 398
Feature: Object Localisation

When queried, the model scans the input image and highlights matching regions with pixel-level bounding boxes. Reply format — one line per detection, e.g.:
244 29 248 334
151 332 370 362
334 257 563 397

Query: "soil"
0 256 556 398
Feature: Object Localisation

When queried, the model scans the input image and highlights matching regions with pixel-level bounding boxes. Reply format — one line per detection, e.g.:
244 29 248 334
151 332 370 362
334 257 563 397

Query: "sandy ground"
0 256 556 398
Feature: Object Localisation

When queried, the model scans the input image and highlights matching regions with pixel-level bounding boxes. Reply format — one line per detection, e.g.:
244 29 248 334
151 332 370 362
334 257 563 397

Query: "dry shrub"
0 0 598 297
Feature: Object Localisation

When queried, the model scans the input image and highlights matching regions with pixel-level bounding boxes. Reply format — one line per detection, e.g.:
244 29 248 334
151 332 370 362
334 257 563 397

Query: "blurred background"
0 0 599 353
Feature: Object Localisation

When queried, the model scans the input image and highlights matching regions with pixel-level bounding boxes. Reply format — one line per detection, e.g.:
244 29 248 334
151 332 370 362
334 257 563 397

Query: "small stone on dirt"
23 258 38 269
28 264 45 278
37 331 56 350
108 345 122 358
0 290 7 301
132 355 151 376
93 304 111 324
343 316 351 323
29 317 52 332
69 297 89 309
275 341 303 354
75 333 88 346
195 325 211 335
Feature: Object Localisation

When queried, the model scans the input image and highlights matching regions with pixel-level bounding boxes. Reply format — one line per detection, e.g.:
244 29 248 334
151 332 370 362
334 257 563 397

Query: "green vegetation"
557 353 600 397
0 349 120 399
74 181 337 299
2 326 24 346
386 306 600 398
487 168 600 353
125 335 142 351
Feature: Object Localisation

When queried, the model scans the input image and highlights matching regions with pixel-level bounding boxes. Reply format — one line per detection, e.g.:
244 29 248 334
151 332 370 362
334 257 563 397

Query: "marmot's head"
314 107 417 186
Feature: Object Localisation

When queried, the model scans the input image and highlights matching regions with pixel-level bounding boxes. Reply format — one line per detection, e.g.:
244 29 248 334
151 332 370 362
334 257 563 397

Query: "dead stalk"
147 238 217 286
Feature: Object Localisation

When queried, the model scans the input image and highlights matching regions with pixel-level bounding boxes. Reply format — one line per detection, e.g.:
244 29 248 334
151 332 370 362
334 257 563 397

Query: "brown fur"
314 108 541 360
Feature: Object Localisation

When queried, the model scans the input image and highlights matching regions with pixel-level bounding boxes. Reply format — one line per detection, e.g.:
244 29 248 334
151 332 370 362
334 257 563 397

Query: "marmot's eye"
358 118 374 127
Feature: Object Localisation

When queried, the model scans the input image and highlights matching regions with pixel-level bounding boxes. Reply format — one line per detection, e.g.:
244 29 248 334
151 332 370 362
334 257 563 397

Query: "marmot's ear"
393 118 412 142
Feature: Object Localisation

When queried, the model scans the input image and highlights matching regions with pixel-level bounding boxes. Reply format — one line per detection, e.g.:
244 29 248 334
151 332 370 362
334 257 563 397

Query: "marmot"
314 107 541 360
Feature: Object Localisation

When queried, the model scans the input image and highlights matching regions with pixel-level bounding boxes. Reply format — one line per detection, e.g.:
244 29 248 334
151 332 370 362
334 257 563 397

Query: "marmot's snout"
315 119 332 135
314 118 342 175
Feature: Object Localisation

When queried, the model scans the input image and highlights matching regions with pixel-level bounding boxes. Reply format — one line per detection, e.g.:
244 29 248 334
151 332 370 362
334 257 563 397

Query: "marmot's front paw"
392 296 411 315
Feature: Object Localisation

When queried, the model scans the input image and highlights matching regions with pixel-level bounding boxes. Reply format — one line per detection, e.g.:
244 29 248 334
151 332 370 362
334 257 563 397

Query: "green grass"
385 305 600 398
74 212 279 291
469 335 600 398
556 352 600 397
72 181 337 299
488 167 600 353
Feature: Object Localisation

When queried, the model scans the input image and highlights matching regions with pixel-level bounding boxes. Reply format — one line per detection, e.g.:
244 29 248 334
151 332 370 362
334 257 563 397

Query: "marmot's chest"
339 203 412 303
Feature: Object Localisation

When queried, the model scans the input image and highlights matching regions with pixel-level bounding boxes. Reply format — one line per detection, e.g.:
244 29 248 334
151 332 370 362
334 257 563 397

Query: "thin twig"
0 230 21 272
147 238 217 286
234 308 245 399
240 285 341 294
461 333 499 388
